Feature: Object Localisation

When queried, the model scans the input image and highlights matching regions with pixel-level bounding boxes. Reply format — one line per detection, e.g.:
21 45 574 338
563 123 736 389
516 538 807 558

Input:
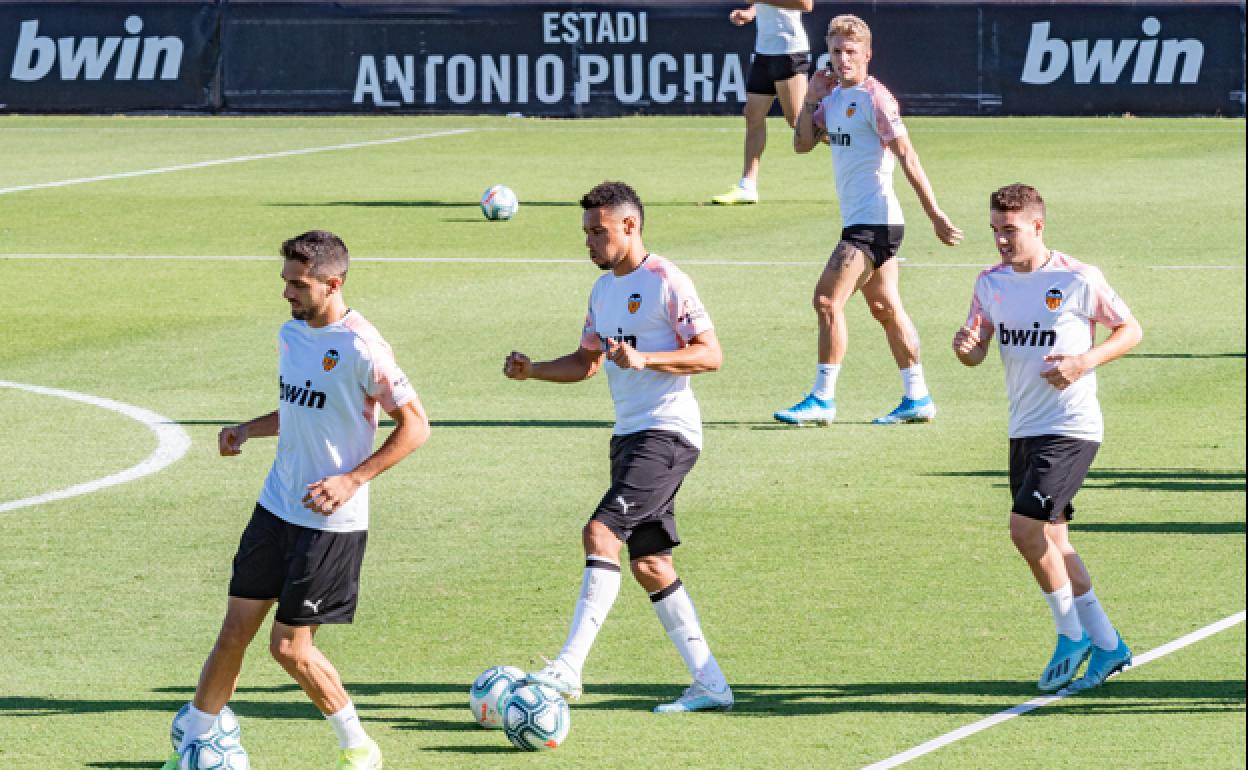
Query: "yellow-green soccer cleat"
160 751 180 770
335 738 383 770
710 186 759 205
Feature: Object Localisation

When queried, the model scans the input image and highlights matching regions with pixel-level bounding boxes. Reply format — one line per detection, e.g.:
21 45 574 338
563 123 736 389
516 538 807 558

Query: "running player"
711 0 815 205
504 181 733 713
953 184 1141 692
163 231 430 770
777 14 962 426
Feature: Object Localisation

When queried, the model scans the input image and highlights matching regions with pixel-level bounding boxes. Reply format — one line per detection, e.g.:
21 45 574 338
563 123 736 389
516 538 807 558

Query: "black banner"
1 1 1243 116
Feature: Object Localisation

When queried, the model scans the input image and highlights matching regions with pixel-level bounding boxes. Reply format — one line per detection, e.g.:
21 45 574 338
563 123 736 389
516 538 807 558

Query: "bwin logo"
998 321 1056 347
10 16 184 82
1022 17 1204 86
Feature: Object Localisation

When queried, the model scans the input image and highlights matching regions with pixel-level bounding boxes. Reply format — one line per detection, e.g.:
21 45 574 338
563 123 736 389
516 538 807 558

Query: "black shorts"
592 430 700 559
1009 435 1101 523
746 52 812 95
840 224 905 269
229 504 368 626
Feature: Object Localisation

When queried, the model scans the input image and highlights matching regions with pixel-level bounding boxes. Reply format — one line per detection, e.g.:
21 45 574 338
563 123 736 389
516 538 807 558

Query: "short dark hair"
990 184 1046 217
580 181 644 230
281 230 349 280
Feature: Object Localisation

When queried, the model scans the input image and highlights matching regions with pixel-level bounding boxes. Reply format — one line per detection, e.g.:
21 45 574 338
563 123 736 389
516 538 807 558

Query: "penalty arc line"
0 128 476 196
863 609 1247 769
0 380 192 514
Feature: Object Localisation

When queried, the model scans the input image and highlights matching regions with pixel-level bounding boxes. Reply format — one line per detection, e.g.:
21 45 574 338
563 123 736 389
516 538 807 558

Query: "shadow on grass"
84 763 164 769
268 200 723 209
173 418 778 430
929 467 1246 494
1125 352 1245 359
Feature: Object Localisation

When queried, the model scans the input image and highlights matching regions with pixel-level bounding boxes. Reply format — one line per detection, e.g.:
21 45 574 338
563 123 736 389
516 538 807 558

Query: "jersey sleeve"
1075 266 1132 329
868 82 907 144
665 269 713 344
357 336 416 413
579 291 602 350
966 273 995 339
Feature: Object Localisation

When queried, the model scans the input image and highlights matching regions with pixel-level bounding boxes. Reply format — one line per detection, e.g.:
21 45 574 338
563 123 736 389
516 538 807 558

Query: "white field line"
0 253 1243 270
863 610 1248 770
0 129 475 196
0 381 192 514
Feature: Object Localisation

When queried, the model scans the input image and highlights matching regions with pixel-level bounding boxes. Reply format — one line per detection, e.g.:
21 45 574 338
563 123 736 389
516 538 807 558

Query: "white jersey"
965 251 1132 442
813 77 907 227
579 254 713 449
258 310 416 532
753 4 810 54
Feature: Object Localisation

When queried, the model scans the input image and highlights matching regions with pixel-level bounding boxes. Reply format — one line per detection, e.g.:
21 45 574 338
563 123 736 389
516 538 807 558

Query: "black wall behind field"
1 1 1243 115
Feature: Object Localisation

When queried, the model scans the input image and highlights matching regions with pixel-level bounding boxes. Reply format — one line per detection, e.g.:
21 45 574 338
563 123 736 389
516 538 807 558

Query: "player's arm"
953 324 991 367
794 71 834 153
755 0 814 10
888 134 963 246
218 410 279 456
607 329 723 375
1041 316 1142 390
504 346 604 383
302 398 430 515
728 5 756 24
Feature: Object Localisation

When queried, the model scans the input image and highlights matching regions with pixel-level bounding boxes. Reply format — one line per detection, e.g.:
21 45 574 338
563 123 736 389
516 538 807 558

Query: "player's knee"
867 298 896 325
812 290 840 318
215 616 255 653
269 636 304 669
1009 518 1046 560
629 556 666 585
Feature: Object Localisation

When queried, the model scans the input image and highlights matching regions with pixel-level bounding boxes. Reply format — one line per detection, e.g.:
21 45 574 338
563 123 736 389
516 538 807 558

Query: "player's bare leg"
713 94 772 204
863 258 936 423
773 72 807 129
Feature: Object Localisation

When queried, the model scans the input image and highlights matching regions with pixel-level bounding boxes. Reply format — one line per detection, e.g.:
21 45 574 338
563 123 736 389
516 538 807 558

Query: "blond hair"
826 15 872 49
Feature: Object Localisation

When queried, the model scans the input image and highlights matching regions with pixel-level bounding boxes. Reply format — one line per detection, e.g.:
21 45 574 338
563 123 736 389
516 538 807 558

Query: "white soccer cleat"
524 657 583 699
654 680 734 713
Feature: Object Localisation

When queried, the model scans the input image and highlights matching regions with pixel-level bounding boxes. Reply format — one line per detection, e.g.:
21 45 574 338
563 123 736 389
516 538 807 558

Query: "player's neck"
306 300 348 328
839 72 867 88
1012 248 1051 274
612 245 649 276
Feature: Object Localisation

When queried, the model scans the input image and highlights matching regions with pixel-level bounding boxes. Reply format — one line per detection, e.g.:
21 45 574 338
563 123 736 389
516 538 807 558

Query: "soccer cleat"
872 395 936 424
525 657 583 699
1068 634 1132 693
336 738 384 770
710 186 759 205
160 752 180 770
1038 632 1092 691
654 681 735 713
773 393 836 425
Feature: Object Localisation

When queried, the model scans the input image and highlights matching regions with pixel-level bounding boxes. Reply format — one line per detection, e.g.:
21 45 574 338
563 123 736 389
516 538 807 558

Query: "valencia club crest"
323 349 340 371
1044 288 1064 312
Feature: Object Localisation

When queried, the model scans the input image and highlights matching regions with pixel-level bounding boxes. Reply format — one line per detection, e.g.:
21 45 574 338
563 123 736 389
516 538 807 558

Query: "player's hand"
931 211 964 247
503 351 532 380
808 69 836 102
952 325 982 356
303 475 359 516
606 338 647 370
729 7 755 25
1040 353 1089 390
218 424 248 456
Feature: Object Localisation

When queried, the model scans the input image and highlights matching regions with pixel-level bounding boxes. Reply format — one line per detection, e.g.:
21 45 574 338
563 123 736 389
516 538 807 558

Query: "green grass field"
1 114 1244 769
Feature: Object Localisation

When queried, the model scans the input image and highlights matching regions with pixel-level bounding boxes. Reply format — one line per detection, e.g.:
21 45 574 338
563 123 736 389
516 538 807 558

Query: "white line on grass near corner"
0 380 192 513
0 129 475 196
862 610 1248 770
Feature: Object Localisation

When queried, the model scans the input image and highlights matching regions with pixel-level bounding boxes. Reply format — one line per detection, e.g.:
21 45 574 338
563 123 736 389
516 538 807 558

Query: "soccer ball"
480 184 519 221
469 665 525 728
171 703 240 750
179 731 249 770
501 684 570 751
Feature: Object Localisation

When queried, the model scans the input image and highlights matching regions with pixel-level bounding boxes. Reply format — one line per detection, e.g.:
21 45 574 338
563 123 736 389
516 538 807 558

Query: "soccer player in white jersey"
953 184 1142 692
503 181 733 713
712 0 814 205
778 14 963 426
162 231 430 770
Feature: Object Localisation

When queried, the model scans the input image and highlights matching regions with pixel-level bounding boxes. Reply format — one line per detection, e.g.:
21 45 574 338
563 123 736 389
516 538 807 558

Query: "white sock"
326 701 370 750
557 556 621 674
900 365 929 401
812 364 841 401
178 705 219 753
738 176 757 192
1074 588 1119 650
1042 582 1083 641
650 579 727 691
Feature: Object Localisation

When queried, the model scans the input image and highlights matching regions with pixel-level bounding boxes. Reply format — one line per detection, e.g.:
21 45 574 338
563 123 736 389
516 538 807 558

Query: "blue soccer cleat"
654 681 734 713
872 395 936 424
773 393 836 425
1068 634 1132 692
1038 632 1092 691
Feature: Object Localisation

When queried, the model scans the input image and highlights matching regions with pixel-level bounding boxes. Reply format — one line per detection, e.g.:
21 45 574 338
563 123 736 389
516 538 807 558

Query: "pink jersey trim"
862 77 906 146
342 312 413 414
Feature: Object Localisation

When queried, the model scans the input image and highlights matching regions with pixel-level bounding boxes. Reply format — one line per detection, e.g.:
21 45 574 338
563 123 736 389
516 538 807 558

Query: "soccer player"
711 0 814 205
953 184 1141 692
503 181 733 713
777 14 963 426
163 231 430 770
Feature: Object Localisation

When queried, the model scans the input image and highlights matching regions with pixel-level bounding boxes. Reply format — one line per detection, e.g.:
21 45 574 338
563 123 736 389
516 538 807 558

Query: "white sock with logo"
1074 588 1119 650
812 364 841 401
326 701 369 750
557 556 621 674
900 365 929 401
178 704 219 753
738 176 757 192
1043 582 1084 641
650 579 727 691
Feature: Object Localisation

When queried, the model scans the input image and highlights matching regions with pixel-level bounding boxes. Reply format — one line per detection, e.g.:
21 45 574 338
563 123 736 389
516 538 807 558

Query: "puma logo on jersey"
998 322 1057 347
303 598 324 614
1032 490 1053 509
279 375 327 409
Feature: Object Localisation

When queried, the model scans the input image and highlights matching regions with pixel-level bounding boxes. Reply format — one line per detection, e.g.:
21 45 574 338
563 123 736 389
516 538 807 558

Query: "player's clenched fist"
503 351 532 380
218 424 247 456
952 325 981 355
